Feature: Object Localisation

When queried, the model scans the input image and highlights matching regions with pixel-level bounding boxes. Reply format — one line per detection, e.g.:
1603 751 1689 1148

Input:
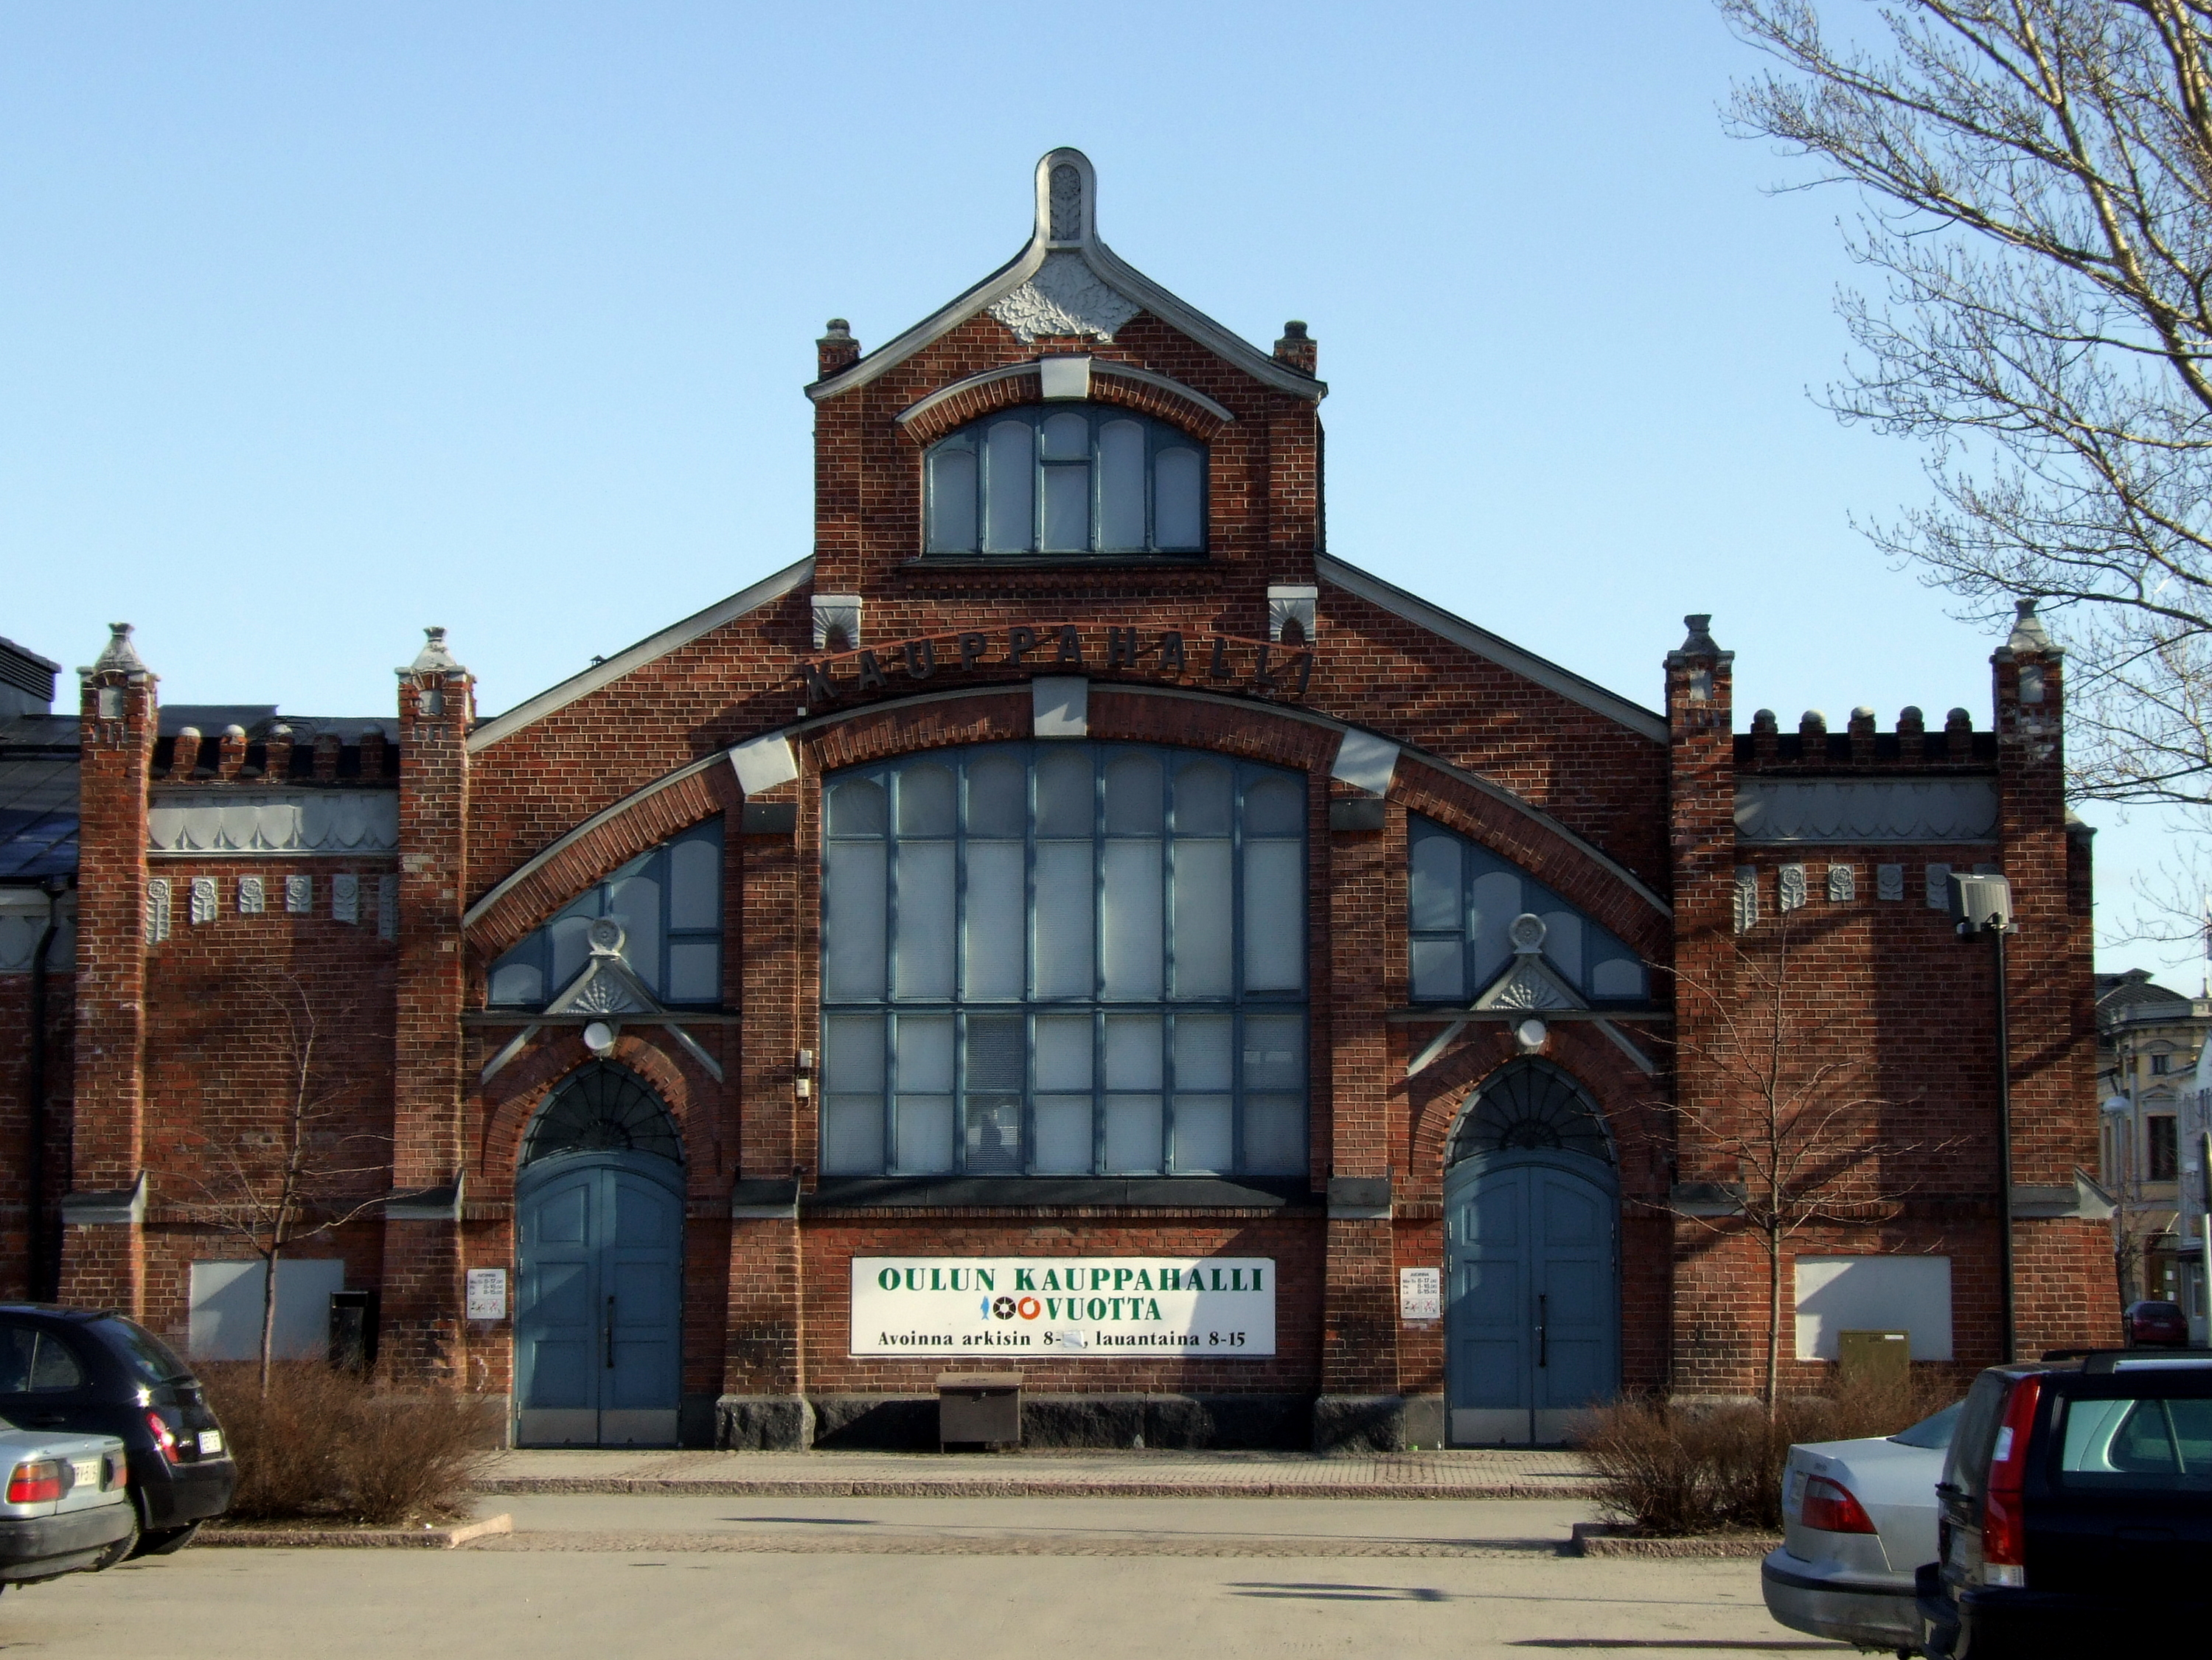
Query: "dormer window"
925 405 1205 557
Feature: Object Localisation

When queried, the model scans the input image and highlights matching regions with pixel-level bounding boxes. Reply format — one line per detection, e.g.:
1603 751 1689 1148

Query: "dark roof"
160 705 390 742
0 715 79 882
2096 969 2197 1022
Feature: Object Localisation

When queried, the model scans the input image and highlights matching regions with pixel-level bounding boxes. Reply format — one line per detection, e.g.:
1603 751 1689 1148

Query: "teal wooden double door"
1445 1152 1618 1445
515 1154 684 1447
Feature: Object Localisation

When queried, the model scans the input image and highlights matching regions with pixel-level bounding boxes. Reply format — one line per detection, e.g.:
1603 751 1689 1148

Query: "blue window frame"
819 742 1307 1178
925 403 1206 557
487 819 724 1009
1408 815 1647 1005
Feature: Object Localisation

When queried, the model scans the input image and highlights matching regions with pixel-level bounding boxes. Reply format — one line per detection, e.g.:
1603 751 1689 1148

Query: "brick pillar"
1991 601 2105 1356
1315 775 1408 1451
1662 615 1739 1397
385 628 472 1387
60 624 156 1314
722 760 810 1448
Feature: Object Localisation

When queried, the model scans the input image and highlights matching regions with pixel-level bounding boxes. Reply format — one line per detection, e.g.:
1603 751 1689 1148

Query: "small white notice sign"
1399 1266 1441 1322
465 1269 507 1322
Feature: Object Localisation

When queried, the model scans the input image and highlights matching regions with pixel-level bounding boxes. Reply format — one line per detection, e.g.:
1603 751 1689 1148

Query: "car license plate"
198 1431 223 1456
71 1458 100 1490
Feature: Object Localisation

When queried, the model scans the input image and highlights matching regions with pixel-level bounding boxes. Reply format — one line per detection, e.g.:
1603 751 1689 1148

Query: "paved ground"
1 1541 1832 1660
480 1491 1598 1555
476 1446 1599 1499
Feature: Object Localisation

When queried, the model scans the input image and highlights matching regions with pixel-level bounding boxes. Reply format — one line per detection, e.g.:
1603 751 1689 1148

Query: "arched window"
1408 815 1647 1005
1447 1060 1612 1168
487 819 723 1009
820 742 1305 1179
925 405 1206 557
523 1063 683 1166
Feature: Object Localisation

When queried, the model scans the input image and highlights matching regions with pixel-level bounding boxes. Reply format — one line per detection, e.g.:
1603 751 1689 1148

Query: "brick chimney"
818 318 860 379
1273 320 1317 376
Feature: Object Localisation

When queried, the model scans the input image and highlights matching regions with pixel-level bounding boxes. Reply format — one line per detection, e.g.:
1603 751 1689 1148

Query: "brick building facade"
0 150 2111 1449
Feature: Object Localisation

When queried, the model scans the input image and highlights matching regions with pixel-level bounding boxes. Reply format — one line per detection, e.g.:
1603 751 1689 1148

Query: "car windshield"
2057 1394 2212 1491
1889 1399 1965 1449
91 1317 192 1386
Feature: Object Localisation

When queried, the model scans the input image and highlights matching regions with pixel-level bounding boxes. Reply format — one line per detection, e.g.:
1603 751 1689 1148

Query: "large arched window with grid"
819 742 1307 1178
522 1064 683 1168
1447 1061 1613 1169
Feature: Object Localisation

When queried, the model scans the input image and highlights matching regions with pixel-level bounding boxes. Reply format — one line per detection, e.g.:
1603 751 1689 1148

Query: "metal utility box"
936 1372 1021 1448
1837 1328 1910 1389
329 1288 380 1374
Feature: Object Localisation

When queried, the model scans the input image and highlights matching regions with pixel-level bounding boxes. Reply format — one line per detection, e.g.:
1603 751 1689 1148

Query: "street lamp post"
1952 873 2018 1363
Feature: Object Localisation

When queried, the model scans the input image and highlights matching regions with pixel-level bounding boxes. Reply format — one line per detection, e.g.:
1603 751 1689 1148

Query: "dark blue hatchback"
0 1305 234 1557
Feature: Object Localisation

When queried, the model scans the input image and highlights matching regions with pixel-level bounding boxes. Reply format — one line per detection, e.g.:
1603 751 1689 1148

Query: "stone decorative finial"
1679 614 1721 655
1273 321 1318 374
2006 596 2056 653
409 626 462 675
1040 152 1092 245
817 318 861 378
91 622 145 675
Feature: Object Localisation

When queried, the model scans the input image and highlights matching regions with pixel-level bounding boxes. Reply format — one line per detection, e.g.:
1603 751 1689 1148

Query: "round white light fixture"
582 1021 616 1057
1514 1018 1548 1053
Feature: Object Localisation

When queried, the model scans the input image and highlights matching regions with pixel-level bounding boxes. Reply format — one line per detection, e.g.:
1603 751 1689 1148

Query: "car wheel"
132 1521 203 1558
91 1505 142 1571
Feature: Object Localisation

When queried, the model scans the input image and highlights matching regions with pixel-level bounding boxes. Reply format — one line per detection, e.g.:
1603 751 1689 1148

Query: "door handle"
1536 1294 1548 1370
604 1295 616 1370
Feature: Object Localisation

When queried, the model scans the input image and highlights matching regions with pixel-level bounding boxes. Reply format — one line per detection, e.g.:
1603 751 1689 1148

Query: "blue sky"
1 1 2188 978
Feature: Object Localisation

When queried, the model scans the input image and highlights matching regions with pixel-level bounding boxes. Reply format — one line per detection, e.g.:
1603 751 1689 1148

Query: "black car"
1918 1350 2212 1656
0 1306 234 1558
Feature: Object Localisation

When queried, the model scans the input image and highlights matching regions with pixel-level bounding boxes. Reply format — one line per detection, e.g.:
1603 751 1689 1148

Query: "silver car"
0 1415 135 1594
1761 1400 1962 1650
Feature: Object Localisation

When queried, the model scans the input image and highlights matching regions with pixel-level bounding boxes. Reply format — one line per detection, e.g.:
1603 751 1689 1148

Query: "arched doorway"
1444 1059 1619 1445
513 1063 685 1447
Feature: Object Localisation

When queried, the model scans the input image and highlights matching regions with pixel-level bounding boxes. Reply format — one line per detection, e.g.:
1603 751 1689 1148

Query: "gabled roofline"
1315 554 1668 742
806 150 1326 406
467 557 813 753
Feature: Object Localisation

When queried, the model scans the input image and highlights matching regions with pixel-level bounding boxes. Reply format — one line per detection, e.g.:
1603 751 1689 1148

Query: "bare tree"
172 972 388 1393
1721 1 2212 813
1654 927 1965 1409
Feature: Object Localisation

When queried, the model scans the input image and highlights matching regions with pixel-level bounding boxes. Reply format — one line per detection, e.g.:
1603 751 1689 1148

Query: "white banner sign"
851 1257 1276 1357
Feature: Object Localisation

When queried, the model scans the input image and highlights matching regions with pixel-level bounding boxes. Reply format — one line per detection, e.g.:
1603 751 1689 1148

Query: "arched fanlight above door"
1447 1059 1613 1168
522 1063 682 1167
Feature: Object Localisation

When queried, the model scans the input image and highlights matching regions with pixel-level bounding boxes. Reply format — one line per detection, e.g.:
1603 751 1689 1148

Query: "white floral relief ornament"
1778 865 1806 913
145 878 172 944
987 252 1141 343
1827 865 1855 903
285 874 312 915
238 875 265 915
1732 866 1759 934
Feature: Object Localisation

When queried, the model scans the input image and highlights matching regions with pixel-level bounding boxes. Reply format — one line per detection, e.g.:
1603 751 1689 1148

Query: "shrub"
1573 1370 1953 1536
198 1361 496 1525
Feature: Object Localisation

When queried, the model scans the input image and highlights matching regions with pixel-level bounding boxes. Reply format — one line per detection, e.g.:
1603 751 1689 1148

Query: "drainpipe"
26 876 68 1301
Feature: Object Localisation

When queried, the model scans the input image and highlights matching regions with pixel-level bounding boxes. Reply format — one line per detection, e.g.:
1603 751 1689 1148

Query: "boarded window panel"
1154 447 1203 548
1104 1096 1164 1173
962 841 1026 1000
668 834 720 929
1102 840 1164 1000
1098 419 1145 549
1242 840 1305 991
965 1011 1027 1175
894 842 956 1000
187 1259 346 1362
984 421 1034 552
1793 1255 1953 1361
1033 842 1096 998
927 446 978 552
1410 831 1462 932
1032 1096 1093 1173
1170 840 1233 997
824 843 888 1002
